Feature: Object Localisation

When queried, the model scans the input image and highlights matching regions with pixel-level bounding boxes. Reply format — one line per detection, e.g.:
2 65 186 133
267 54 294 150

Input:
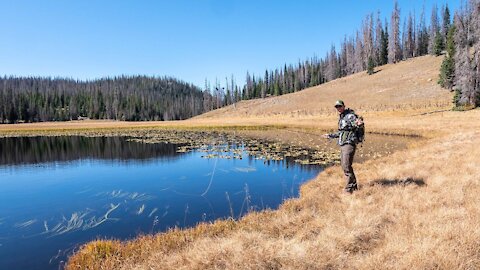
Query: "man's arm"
323 131 340 139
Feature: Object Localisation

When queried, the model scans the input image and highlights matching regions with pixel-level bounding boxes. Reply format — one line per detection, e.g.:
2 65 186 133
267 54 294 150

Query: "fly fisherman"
323 100 363 193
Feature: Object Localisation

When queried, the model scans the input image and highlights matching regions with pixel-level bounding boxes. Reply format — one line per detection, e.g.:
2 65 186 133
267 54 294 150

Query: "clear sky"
0 0 460 88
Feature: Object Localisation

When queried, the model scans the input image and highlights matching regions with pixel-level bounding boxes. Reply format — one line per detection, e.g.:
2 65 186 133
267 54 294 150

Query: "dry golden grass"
64 55 480 269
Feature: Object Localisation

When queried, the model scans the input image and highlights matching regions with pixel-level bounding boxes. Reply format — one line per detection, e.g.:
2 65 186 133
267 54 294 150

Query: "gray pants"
340 144 357 190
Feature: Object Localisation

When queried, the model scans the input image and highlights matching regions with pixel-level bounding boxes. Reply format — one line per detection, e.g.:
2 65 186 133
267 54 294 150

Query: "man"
323 100 363 193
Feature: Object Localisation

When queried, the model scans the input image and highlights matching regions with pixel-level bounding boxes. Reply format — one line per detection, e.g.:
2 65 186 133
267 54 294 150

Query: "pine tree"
362 14 374 68
354 31 365 72
245 72 252 99
438 25 455 89
340 36 348 76
428 4 440 54
262 70 268 98
402 20 407 60
326 45 339 80
374 12 383 65
473 0 480 107
367 57 375 75
442 4 451 43
452 89 462 109
380 21 389 65
346 36 356 74
433 31 445 56
405 13 415 58
388 1 402 63
453 10 475 106
416 6 429 56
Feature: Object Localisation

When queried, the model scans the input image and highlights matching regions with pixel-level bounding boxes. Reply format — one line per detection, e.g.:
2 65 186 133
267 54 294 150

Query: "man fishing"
323 100 363 193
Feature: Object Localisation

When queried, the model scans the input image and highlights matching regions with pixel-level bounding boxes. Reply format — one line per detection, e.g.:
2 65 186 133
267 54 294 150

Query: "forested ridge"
0 76 209 123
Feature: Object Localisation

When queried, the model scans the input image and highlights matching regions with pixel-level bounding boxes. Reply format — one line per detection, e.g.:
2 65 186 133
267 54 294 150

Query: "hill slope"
197 55 450 119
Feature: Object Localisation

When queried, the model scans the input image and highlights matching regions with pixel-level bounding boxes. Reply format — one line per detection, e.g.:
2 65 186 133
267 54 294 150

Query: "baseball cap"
334 100 345 107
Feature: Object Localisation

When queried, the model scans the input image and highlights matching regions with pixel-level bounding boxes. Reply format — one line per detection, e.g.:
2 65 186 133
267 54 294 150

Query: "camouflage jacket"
328 108 360 146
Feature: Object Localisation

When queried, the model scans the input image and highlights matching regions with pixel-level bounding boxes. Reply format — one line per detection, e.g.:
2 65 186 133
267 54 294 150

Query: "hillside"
197 55 451 119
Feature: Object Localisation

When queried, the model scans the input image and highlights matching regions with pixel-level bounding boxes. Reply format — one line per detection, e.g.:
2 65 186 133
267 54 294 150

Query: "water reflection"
0 136 182 165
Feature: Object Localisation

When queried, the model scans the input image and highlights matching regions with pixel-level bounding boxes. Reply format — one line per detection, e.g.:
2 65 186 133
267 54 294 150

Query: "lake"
0 135 321 270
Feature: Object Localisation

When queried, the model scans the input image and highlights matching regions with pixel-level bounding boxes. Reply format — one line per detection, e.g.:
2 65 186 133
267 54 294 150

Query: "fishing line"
200 157 218 197
169 155 220 218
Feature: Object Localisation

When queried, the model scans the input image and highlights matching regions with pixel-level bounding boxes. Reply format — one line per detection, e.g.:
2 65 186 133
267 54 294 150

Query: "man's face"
335 105 345 114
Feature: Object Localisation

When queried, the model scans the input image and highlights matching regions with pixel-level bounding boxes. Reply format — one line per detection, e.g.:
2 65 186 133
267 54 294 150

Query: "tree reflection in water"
0 136 184 166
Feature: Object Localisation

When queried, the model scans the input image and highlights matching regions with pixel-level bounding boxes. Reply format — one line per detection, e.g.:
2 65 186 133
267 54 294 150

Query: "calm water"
0 136 320 270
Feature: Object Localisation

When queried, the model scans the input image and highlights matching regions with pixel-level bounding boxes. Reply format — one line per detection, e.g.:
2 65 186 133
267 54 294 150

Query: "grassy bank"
64 109 480 269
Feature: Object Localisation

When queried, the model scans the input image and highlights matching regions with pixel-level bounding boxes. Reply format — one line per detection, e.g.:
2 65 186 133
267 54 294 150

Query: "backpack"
355 115 365 143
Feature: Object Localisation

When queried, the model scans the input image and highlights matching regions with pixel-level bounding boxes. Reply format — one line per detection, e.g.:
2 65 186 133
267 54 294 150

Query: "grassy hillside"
32 55 480 269
197 55 451 119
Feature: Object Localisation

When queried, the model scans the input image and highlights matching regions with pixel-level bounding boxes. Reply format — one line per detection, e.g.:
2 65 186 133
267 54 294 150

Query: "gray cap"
334 100 345 107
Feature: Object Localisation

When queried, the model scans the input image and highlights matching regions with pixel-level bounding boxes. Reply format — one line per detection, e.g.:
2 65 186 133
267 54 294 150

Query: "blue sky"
0 0 460 88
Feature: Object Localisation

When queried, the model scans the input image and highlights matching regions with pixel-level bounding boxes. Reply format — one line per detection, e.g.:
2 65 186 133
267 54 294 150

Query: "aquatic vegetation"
131 193 155 201
160 206 169 218
97 190 156 202
49 210 92 236
233 166 257 173
47 204 120 237
125 129 341 167
136 204 145 215
5 187 160 247
14 219 37 229
43 221 49 232
148 208 158 218
83 203 120 230
75 187 93 194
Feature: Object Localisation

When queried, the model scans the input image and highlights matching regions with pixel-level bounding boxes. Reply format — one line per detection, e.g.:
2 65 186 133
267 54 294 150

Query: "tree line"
0 76 220 123
215 1 461 107
439 0 480 108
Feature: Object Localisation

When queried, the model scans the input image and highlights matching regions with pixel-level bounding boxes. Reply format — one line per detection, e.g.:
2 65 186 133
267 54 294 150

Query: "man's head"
334 100 345 113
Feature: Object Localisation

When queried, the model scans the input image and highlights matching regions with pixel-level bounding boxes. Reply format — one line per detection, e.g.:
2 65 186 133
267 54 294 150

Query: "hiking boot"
344 184 358 194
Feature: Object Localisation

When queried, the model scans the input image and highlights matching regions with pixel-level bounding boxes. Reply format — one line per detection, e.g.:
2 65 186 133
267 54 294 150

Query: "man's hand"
322 134 330 139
